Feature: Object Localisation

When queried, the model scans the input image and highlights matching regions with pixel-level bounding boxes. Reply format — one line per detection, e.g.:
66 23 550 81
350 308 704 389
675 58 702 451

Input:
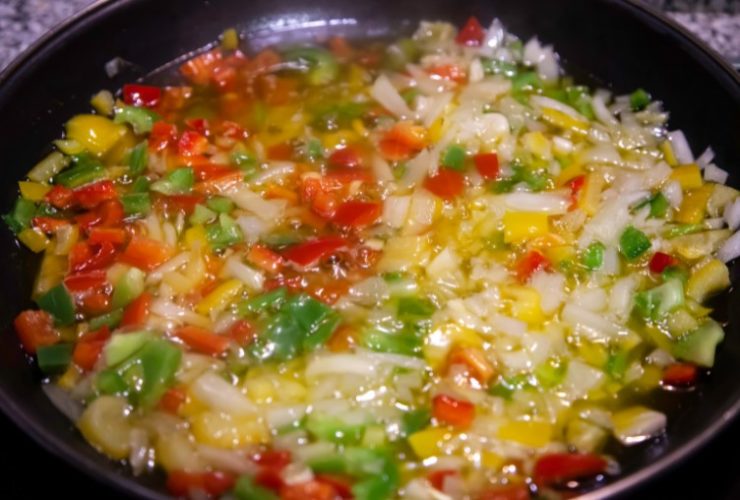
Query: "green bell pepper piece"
111 267 145 309
233 476 278 500
127 142 148 176
114 105 160 134
581 242 605 270
633 279 685 320
150 167 194 195
282 47 339 86
206 196 234 214
441 145 466 171
619 226 651 260
88 308 123 331
3 197 36 233
54 154 106 188
37 284 76 326
121 192 151 217
206 213 244 250
37 343 73 374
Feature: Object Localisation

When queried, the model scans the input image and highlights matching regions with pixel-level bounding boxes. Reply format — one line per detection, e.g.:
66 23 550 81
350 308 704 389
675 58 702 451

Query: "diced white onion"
530 271 565 315
383 195 411 228
724 199 740 231
224 257 264 291
667 130 693 164
146 252 191 284
530 95 586 121
562 303 627 341
591 93 618 127
236 215 270 243
198 445 258 474
230 188 286 222
704 163 728 184
662 180 683 208
191 372 257 416
371 155 394 182
371 74 412 118
613 407 666 445
252 161 296 184
42 384 83 422
502 192 570 214
696 146 715 169
468 58 484 83
717 230 740 263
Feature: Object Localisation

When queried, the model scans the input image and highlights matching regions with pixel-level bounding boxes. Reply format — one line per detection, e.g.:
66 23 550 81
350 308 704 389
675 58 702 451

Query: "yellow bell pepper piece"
408 427 454 459
18 181 51 202
196 279 244 315
423 323 484 370
556 162 585 186
65 114 127 156
500 285 543 324
670 164 703 190
660 140 678 167
220 28 239 50
53 139 85 155
497 420 553 447
352 118 369 138
480 451 504 470
686 259 730 303
90 90 115 116
545 245 576 265
541 108 589 133
503 212 549 244
18 228 49 253
522 131 552 160
676 185 713 224
190 411 269 448
184 225 209 250
578 173 605 216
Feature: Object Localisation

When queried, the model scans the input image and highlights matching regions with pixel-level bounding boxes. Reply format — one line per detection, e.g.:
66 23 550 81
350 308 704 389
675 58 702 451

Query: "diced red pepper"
456 16 486 46
478 483 531 500
283 237 348 268
210 62 238 92
314 475 353 499
64 270 109 293
424 169 465 200
252 449 292 469
474 153 500 180
119 237 173 271
77 289 112 317
427 469 458 491
567 175 586 210
255 469 284 493
192 163 236 181
379 122 426 161
149 121 178 151
427 64 467 83
280 481 337 500
178 130 209 157
328 146 363 169
432 394 475 427
158 385 187 414
533 453 608 487
32 216 69 234
72 326 111 371
122 84 162 108
166 470 235 497
75 199 125 231
173 325 231 356
121 291 152 327
515 250 550 283
333 201 382 229
87 227 128 246
179 49 223 86
649 252 678 274
194 172 244 196
662 363 698 387
14 310 60 354
69 241 118 273
45 185 75 209
185 118 210 136
247 244 284 273
227 319 256 345
267 142 294 161
157 194 205 216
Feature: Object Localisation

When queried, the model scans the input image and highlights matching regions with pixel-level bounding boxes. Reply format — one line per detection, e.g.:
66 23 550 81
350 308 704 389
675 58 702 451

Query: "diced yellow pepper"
18 181 51 202
497 420 553 447
408 427 454 459
57 365 81 390
33 253 66 298
503 212 549 244
634 365 662 391
104 128 137 164
423 323 484 370
522 131 552 160
196 279 244 315
686 259 730 303
18 228 49 253
320 130 360 150
220 28 239 50
352 118 369 138
190 411 269 448
501 285 543 324
578 173 605 216
545 245 576 265
676 185 714 224
541 108 589 133
480 451 504 470
184 225 209 250
90 90 115 116
53 139 85 155
427 116 446 143
670 164 703 190
65 114 127 156
660 140 678 167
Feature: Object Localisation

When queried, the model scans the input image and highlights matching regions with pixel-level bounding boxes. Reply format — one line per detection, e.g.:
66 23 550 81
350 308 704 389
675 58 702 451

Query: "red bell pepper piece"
158 385 187 414
649 252 678 274
14 310 60 354
122 84 162 108
185 117 210 136
533 453 608 487
87 227 128 246
478 483 531 500
75 199 125 231
456 16 485 46
193 163 235 181
227 319 256 345
119 236 173 271
72 180 118 209
267 142 294 161
72 326 111 371
32 216 69 234
252 449 292 469
69 241 118 273
662 363 698 387
473 153 500 180
432 394 475 427
567 175 586 210
121 291 152 327
333 201 382 229
179 49 223 86
424 169 465 200
149 121 178 151
280 480 338 500
247 244 284 273
427 469 458 491
166 470 235 497
178 130 209 157
173 325 231 356
283 237 348 268
515 250 551 283
378 122 426 161
64 270 109 293
44 185 75 209
328 146 363 169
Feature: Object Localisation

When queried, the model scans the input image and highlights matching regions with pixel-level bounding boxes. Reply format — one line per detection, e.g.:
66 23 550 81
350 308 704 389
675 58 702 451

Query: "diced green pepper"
535 358 567 388
190 204 217 225
384 38 420 71
206 213 243 250
303 138 324 162
88 309 123 331
111 267 146 309
441 145 466 171
604 351 629 380
114 106 160 134
581 242 605 270
37 284 76 326
37 343 73 374
664 224 703 239
206 196 234 214
401 408 430 437
629 88 651 111
131 339 182 408
54 154 106 188
3 197 36 233
233 476 279 500
131 176 151 193
150 167 194 195
633 279 685 320
662 266 688 284
396 296 435 323
512 71 542 94
361 329 422 357
104 331 152 366
121 192 151 217
649 193 669 218
238 287 287 315
127 142 148 176
282 47 339 86
283 295 341 351
95 369 128 395
231 151 257 171
480 58 517 77
27 152 70 183
619 226 651 260
673 319 724 367
306 414 366 444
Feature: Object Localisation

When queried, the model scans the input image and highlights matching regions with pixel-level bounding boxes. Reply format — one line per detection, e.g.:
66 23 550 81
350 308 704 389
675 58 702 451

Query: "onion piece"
229 188 286 222
224 256 264 291
724 199 740 231
704 163 728 184
191 372 257 415
667 130 693 164
42 383 83 422
717 230 740 263
371 74 412 118
502 192 570 214
612 406 666 446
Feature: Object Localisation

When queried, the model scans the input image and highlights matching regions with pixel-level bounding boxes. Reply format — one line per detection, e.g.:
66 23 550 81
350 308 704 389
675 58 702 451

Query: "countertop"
0 1 738 499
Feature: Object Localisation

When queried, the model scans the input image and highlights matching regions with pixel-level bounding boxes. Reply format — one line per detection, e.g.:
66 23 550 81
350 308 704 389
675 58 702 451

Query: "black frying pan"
0 0 738 498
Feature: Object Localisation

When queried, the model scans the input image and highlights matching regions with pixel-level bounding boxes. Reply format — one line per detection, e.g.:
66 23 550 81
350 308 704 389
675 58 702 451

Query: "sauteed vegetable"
6 16 739 499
